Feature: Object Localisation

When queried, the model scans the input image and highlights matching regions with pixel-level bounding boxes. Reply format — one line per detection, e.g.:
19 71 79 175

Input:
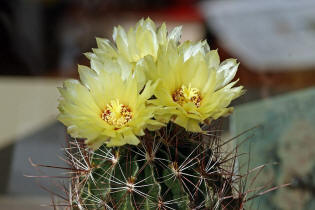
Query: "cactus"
65 123 244 210
28 19 284 209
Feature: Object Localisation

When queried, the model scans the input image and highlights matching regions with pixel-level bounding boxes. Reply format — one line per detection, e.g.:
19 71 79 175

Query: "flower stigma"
172 83 201 107
101 99 132 129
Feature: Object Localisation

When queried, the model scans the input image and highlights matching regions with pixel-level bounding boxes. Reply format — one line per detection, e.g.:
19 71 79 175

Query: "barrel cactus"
67 123 245 210
54 18 248 209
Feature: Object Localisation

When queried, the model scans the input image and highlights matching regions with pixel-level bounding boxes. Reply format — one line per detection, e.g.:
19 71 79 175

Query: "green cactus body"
68 125 241 210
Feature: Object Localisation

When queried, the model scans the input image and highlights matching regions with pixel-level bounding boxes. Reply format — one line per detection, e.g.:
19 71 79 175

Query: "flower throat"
172 84 201 107
101 99 132 128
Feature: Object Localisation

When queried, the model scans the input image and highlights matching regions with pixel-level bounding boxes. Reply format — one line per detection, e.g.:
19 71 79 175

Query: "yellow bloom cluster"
58 18 244 148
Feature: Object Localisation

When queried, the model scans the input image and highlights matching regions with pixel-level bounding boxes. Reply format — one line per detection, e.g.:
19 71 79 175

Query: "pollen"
101 99 132 129
172 83 201 107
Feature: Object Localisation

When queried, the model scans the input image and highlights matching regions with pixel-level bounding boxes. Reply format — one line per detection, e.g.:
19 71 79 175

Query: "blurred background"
0 0 315 209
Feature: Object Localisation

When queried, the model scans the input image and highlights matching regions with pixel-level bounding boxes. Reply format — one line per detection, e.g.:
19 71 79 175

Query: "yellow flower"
112 17 182 63
84 18 182 88
143 41 244 132
58 66 162 149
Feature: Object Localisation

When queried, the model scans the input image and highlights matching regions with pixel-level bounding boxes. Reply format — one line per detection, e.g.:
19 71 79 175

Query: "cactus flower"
58 66 162 149
143 40 244 132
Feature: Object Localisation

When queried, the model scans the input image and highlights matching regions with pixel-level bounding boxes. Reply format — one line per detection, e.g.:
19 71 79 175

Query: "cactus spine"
67 124 242 210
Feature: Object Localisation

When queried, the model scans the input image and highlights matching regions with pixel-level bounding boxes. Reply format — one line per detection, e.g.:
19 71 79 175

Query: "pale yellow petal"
168 26 182 43
157 23 167 45
215 59 239 90
207 49 220 69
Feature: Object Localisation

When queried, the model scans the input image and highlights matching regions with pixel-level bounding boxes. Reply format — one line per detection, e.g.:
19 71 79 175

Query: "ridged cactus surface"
68 125 241 210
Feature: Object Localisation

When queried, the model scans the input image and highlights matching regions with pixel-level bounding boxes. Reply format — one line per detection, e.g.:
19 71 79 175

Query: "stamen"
101 99 132 129
172 84 202 107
